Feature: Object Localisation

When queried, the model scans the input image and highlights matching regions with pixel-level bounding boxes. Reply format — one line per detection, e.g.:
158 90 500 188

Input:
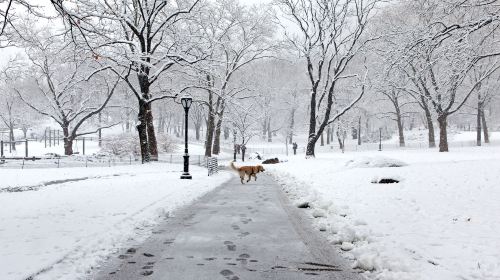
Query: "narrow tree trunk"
336 131 343 150
145 103 158 161
223 126 229 140
98 112 102 147
326 126 330 145
320 132 324 146
481 108 489 144
358 117 362 145
396 112 405 147
288 108 296 144
205 96 214 157
422 100 436 148
438 115 449 152
137 101 150 162
9 126 16 151
62 125 73 155
212 112 223 155
195 124 201 141
476 100 482 146
267 121 272 142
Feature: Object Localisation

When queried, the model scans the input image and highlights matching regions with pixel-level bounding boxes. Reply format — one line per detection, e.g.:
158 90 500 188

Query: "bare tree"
50 0 204 162
193 0 275 156
277 0 376 157
13 29 120 155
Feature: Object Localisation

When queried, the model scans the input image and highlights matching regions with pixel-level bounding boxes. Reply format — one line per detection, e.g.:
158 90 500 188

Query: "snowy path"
94 174 362 280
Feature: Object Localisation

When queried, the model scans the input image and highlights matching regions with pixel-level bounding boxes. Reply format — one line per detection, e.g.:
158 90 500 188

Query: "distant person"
292 142 298 155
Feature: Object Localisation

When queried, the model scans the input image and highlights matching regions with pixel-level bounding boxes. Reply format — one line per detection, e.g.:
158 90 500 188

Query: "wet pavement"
94 174 363 280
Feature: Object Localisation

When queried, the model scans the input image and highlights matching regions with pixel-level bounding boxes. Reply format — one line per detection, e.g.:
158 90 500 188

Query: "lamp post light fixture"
180 93 193 179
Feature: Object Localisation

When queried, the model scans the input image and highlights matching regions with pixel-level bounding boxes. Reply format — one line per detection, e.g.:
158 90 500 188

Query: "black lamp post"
180 93 193 179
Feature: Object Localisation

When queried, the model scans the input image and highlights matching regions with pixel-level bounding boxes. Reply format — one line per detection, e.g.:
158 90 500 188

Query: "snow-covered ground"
266 146 500 280
0 164 231 280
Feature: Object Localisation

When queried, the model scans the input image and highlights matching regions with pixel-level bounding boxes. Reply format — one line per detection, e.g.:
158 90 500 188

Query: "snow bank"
268 147 500 280
0 164 231 280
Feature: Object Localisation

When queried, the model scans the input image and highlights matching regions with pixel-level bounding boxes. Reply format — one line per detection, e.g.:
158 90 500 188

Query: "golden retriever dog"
230 161 265 184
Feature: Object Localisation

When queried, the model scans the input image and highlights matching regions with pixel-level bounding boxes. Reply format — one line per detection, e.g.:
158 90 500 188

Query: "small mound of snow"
345 156 407 168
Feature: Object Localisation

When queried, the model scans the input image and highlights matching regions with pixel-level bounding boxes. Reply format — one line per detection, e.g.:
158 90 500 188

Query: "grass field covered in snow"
0 164 231 280
267 146 500 280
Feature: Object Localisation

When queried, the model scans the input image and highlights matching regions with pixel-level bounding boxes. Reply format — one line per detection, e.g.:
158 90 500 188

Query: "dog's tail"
229 161 238 171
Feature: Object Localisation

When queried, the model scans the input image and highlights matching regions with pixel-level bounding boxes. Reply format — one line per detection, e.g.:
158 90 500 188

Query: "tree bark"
326 126 330 145
62 125 73 155
481 108 489 143
195 124 201 141
422 99 436 148
288 108 296 144
267 121 272 142
396 108 405 147
9 127 16 151
320 132 324 146
205 96 215 157
358 117 362 145
137 100 150 162
212 98 225 155
438 115 449 152
476 99 482 146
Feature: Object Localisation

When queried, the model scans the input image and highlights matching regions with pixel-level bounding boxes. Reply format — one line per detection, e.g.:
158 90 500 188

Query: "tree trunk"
145 103 158 161
438 115 449 152
481 109 489 144
223 126 229 140
267 121 272 142
422 100 436 148
212 97 225 155
205 97 214 157
336 131 343 150
288 108 296 144
62 125 73 155
326 126 330 145
476 100 482 146
137 100 150 162
306 100 317 157
195 124 201 141
396 111 405 147
212 112 223 155
320 132 324 146
358 117 361 145
98 112 102 147
9 127 16 151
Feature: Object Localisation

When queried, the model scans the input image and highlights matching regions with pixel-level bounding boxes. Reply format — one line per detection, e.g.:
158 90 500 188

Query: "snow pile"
345 156 407 168
268 147 500 280
0 164 231 280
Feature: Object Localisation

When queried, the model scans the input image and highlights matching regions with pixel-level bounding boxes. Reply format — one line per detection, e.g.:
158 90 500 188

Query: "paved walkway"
94 174 363 280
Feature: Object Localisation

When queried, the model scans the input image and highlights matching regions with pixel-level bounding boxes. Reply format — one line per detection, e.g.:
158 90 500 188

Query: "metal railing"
206 157 219 176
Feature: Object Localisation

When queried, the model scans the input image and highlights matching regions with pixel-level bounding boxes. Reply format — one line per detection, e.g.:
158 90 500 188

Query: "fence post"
44 129 47 148
25 139 28 158
82 137 85 155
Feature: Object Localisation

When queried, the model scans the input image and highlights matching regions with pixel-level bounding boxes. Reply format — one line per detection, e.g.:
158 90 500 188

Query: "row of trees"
1 0 499 161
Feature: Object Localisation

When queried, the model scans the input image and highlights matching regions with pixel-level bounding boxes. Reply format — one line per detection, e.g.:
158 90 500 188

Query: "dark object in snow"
372 178 400 184
262 158 280 164
297 202 310 208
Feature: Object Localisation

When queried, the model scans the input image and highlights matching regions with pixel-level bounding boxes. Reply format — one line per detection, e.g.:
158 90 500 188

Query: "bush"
102 133 141 157
102 133 178 157
157 134 178 153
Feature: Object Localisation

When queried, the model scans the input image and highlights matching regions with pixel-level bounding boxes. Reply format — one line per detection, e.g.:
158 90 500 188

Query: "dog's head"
258 165 265 172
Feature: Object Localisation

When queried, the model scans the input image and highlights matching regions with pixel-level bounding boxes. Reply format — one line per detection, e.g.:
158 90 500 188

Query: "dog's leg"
247 174 251 183
254 174 257 181
240 176 244 184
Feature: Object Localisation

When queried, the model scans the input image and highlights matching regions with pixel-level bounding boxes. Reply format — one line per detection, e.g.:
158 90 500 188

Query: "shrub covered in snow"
102 133 177 157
